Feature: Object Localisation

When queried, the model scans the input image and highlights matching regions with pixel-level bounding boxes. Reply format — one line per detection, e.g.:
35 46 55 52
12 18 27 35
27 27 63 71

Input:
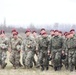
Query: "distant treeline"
0 23 76 33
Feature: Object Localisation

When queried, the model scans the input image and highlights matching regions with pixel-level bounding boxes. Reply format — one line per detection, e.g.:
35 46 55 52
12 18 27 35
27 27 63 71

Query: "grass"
0 52 76 75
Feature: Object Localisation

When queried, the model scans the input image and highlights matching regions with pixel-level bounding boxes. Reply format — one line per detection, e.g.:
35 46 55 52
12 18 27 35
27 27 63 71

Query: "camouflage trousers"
36 52 40 67
22 51 34 68
0 49 7 68
38 51 49 69
68 49 76 71
9 50 20 68
51 49 62 69
61 55 68 69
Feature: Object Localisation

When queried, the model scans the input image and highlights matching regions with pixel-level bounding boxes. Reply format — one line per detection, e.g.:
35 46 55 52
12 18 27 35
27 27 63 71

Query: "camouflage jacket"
0 37 9 50
65 37 76 50
38 36 49 52
22 35 36 52
9 37 22 51
49 36 64 51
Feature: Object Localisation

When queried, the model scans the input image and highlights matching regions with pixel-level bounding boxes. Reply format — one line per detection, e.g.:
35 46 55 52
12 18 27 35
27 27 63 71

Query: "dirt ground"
0 52 76 75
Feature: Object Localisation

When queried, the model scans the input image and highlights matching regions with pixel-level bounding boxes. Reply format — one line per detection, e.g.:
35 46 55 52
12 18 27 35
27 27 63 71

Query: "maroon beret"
70 29 75 32
13 32 18 36
12 29 16 32
54 30 59 32
0 30 5 34
40 28 45 31
32 31 37 33
25 29 31 33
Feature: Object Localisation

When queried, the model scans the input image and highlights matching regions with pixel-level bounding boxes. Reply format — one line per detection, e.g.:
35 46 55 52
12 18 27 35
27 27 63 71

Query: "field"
0 52 76 75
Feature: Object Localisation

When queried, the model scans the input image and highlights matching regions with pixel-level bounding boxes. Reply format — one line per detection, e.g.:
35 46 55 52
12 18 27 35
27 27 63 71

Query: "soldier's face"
1 33 5 37
13 35 18 39
26 32 30 36
70 34 73 38
55 32 59 36
41 30 45 34
50 31 54 35
71 31 75 35
33 32 37 36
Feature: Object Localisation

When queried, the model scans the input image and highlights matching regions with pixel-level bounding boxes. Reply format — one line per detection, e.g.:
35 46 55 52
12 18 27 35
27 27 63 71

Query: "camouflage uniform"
22 35 36 68
49 35 64 71
10 35 23 67
0 37 9 68
65 37 76 71
61 37 68 69
9 37 22 68
38 36 49 70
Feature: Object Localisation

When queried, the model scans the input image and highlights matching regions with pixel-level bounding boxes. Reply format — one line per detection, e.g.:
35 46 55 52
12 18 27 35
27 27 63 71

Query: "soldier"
22 29 36 68
32 31 38 66
38 32 50 71
36 28 46 68
65 32 76 71
0 30 9 69
10 29 22 67
48 30 64 71
9 32 22 69
61 33 69 70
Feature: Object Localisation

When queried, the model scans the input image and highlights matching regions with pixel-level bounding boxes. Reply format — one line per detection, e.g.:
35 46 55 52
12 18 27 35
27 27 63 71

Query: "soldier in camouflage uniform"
9 32 22 69
38 32 50 71
65 32 76 71
48 30 64 71
10 29 22 67
22 29 36 68
0 30 9 69
35 28 46 68
61 32 69 70
32 31 39 66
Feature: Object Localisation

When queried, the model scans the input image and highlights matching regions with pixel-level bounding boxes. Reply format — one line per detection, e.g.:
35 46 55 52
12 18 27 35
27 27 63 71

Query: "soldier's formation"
0 28 76 72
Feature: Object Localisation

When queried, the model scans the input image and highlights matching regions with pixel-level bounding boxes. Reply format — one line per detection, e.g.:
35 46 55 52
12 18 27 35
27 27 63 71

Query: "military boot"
46 66 49 70
19 62 23 67
1 63 7 69
41 65 44 71
54 66 57 71
75 66 76 70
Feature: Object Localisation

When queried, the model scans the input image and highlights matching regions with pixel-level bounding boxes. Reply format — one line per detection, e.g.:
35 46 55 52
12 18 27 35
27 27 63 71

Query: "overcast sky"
0 0 76 27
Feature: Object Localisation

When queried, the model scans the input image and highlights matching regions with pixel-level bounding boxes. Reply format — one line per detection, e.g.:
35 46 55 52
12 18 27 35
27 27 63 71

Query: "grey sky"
0 0 76 27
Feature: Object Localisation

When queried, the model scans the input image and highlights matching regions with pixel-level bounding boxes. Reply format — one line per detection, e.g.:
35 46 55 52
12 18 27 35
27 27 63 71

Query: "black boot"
41 65 44 71
54 66 57 71
46 66 49 70
1 63 7 69
75 66 76 70
19 62 23 67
